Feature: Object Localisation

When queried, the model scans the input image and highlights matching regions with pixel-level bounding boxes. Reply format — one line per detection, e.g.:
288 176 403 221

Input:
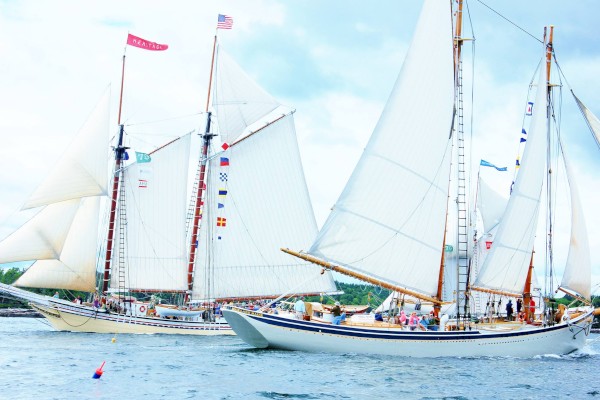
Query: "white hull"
28 300 233 335
222 307 593 357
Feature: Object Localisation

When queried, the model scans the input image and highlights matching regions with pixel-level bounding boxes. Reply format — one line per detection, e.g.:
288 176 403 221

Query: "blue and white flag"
480 159 507 171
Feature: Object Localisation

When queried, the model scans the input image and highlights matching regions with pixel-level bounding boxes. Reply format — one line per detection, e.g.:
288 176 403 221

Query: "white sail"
109 134 192 292
572 91 600 150
477 178 508 234
0 197 101 291
22 89 110 210
473 65 548 294
308 0 455 297
559 152 591 299
212 48 281 145
192 114 337 300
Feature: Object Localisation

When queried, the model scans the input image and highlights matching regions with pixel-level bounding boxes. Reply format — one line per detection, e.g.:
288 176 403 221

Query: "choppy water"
1 318 600 399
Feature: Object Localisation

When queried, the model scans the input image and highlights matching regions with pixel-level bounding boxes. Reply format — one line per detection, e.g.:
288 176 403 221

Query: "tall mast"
101 52 129 294
544 26 555 297
185 34 218 303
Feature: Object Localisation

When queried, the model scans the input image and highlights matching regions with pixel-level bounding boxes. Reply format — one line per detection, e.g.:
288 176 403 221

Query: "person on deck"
332 302 345 325
419 314 429 330
408 312 419 330
294 297 306 320
516 298 523 315
529 298 536 322
399 310 407 325
506 300 514 321
53 291 59 299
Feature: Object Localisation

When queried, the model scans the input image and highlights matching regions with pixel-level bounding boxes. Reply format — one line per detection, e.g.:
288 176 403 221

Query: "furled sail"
307 0 455 297
572 91 600 150
473 65 548 294
192 114 337 300
22 89 110 210
109 134 192 292
559 152 591 299
212 48 281 146
0 197 101 291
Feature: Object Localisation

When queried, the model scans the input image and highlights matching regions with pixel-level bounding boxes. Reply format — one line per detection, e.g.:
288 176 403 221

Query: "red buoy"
92 361 105 379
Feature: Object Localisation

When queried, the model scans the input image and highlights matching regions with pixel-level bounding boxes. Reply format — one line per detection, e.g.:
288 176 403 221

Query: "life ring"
139 305 147 313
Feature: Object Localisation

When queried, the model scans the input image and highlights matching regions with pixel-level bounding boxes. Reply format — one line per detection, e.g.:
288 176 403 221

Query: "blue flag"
480 159 507 171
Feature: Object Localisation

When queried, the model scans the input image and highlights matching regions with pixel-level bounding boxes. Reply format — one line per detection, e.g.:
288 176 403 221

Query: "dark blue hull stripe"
247 313 576 341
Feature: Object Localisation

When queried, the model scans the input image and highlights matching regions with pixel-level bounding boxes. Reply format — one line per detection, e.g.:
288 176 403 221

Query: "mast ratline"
186 33 219 302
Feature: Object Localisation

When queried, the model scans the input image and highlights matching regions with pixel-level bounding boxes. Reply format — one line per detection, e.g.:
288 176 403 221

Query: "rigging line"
474 0 543 44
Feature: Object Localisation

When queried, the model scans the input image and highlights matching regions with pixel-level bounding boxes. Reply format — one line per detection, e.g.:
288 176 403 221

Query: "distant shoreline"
0 308 42 318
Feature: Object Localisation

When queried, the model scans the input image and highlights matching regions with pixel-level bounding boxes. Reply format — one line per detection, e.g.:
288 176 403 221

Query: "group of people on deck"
397 310 439 331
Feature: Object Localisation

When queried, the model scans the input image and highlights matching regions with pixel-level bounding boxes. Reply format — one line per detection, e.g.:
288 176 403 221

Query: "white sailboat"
222 0 597 357
0 31 336 334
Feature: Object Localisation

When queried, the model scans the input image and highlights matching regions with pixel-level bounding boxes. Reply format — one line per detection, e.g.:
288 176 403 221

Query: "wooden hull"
222 307 593 357
29 300 234 336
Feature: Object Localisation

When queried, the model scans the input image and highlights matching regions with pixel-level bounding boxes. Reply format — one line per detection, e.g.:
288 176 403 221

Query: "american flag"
217 14 233 30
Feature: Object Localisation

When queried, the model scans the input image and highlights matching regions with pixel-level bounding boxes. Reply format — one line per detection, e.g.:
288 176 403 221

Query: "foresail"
473 65 548 294
212 48 281 145
109 134 192 292
4 197 100 291
22 89 111 210
559 151 591 299
308 0 455 297
192 114 336 300
572 91 600 150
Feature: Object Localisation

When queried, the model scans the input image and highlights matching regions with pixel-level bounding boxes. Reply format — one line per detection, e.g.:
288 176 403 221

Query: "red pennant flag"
127 34 168 51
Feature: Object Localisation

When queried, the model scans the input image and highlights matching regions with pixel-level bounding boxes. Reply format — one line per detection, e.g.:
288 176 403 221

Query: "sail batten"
307 0 455 296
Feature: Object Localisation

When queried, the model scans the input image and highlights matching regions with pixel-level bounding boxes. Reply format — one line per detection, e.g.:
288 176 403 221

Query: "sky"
0 0 599 292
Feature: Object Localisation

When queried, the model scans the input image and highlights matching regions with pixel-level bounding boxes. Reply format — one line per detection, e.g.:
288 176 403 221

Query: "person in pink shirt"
408 312 419 330
399 310 407 325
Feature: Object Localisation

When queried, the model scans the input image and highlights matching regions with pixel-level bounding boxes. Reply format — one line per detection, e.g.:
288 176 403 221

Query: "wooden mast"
101 51 128 294
434 0 465 317
185 33 218 303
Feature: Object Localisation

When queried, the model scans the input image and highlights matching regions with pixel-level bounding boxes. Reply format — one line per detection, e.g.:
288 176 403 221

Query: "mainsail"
473 65 548 295
109 134 192 292
307 0 455 297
